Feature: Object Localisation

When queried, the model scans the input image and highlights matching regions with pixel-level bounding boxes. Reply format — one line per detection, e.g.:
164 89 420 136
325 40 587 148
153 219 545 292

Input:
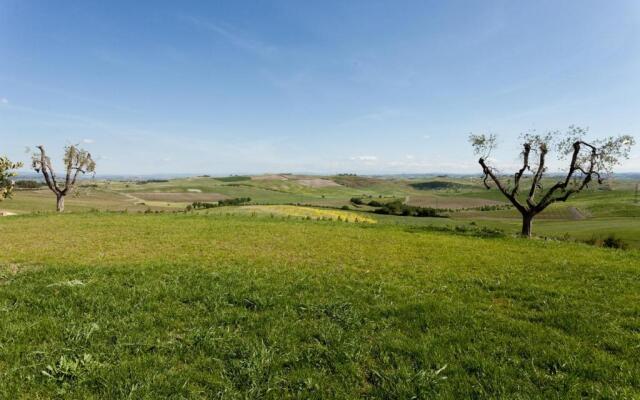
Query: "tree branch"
36 146 61 195
511 143 530 197
478 158 526 213
536 141 597 211
526 145 548 208
64 149 74 193
69 164 88 187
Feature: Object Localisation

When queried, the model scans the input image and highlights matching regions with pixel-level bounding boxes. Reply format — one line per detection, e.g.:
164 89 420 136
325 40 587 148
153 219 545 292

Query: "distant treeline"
351 197 445 218
350 197 386 206
14 180 43 189
475 204 512 211
136 179 169 184
373 201 444 217
409 181 472 190
187 197 252 211
215 176 251 182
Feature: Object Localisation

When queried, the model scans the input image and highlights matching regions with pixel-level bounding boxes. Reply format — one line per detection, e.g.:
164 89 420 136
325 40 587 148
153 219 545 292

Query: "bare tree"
31 145 96 212
0 156 23 201
469 126 635 237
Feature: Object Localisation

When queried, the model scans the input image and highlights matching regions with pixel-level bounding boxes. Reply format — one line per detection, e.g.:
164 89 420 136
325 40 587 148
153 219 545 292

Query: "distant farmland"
405 194 505 209
2 174 639 247
134 192 229 203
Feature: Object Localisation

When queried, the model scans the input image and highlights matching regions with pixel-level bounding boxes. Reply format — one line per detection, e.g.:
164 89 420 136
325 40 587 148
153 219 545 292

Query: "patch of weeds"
585 234 629 250
41 353 102 391
47 279 86 287
64 323 100 346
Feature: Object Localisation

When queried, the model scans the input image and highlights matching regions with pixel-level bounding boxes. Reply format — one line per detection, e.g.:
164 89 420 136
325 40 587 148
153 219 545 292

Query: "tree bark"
56 194 65 212
521 213 533 238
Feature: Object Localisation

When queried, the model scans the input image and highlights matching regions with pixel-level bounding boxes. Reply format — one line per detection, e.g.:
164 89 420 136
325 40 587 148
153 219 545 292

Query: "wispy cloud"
82 138 95 144
2 103 123 132
0 97 8 105
347 108 414 124
180 15 276 57
0 77 138 113
350 155 378 161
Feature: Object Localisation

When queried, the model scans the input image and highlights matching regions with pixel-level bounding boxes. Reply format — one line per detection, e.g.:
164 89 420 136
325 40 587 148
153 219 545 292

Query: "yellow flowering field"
240 205 377 223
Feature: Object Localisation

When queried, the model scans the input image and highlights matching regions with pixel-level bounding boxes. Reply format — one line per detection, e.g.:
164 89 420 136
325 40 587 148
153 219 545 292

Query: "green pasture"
0 213 638 398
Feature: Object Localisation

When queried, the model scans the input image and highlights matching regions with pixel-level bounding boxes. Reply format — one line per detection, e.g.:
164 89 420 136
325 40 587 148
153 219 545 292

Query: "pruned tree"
0 156 23 201
31 145 96 212
469 126 635 237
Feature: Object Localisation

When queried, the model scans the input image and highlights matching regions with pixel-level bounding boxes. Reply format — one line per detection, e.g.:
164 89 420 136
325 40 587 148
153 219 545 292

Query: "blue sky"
1 0 639 175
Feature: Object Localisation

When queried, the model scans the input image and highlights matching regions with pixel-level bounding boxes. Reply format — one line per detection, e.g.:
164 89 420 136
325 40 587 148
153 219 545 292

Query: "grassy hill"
0 213 638 398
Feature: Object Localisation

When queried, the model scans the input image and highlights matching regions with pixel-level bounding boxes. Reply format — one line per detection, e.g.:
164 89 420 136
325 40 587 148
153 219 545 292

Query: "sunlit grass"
0 213 638 398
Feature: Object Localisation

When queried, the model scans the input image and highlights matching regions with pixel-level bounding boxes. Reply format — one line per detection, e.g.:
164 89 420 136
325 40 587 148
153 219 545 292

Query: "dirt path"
117 192 146 205
567 206 587 220
0 211 17 217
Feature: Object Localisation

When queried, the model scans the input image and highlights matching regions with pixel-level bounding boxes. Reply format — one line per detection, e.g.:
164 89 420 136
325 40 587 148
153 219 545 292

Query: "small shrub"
603 235 628 249
189 197 251 210
586 235 628 250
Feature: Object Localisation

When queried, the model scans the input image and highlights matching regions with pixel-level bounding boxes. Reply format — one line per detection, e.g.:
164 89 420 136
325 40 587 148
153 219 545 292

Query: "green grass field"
1 212 639 398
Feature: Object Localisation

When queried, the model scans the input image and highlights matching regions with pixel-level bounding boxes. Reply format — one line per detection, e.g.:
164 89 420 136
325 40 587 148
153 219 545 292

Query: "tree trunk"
521 213 533 237
56 194 65 212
